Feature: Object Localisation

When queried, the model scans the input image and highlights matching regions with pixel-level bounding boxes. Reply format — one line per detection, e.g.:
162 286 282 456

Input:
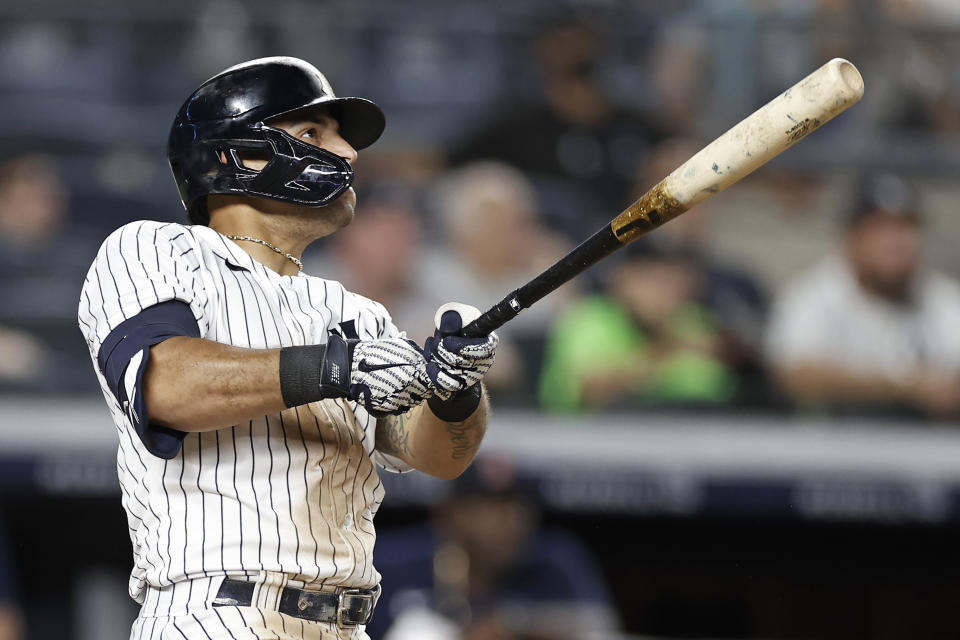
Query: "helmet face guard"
167 57 385 225
206 126 354 208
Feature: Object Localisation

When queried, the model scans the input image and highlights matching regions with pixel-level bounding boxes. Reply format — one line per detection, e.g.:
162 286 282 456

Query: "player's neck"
208 202 309 276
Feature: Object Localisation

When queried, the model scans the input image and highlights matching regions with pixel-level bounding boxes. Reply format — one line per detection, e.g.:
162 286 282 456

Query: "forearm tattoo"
445 414 483 460
376 398 487 464
375 410 413 458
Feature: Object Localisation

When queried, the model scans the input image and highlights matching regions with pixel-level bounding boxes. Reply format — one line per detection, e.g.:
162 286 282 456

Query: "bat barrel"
462 58 864 337
665 57 863 210
610 58 862 246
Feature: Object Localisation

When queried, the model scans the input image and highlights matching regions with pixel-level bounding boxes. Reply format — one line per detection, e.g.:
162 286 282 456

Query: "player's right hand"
346 336 432 416
422 303 498 400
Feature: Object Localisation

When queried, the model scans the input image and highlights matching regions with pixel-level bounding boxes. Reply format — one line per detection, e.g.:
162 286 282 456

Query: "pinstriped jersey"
78 220 412 604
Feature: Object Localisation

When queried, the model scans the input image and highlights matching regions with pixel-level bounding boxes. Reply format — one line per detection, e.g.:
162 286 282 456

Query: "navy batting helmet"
167 56 386 225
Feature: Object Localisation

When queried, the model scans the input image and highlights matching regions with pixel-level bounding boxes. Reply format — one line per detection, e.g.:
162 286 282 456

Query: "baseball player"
77 57 498 640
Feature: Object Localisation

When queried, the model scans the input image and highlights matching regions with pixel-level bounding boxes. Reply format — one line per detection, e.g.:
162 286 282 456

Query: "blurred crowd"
2 0 960 424
372 457 619 640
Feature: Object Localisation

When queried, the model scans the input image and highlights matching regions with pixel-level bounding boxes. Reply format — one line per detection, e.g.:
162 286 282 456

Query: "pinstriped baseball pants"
130 574 370 640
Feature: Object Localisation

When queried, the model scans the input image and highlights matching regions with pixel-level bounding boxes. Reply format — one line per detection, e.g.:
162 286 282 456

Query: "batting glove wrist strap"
279 335 353 408
427 383 482 422
320 334 354 397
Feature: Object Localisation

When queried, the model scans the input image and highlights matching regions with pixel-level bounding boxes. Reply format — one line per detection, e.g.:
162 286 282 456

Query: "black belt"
212 578 379 627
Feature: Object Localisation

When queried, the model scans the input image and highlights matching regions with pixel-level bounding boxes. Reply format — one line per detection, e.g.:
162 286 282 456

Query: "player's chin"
322 187 356 227
263 188 356 235
338 187 357 217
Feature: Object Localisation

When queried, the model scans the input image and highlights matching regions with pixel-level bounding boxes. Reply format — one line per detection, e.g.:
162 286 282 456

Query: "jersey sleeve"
79 222 210 351
78 222 211 459
376 310 404 340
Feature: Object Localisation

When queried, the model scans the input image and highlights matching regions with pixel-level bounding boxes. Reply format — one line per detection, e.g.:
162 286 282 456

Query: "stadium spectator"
766 174 960 419
633 138 771 406
372 457 618 640
0 154 103 317
425 162 571 401
447 16 666 239
539 242 737 412
0 327 46 387
0 154 96 390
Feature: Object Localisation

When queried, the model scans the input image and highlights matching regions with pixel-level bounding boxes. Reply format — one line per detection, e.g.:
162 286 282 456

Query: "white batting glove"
348 337 432 416
422 302 498 400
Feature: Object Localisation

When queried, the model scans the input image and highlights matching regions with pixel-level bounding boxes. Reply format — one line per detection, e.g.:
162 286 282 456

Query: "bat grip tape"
461 291 522 337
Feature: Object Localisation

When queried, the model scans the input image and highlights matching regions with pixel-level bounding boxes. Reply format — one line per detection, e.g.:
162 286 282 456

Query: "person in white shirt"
766 174 960 418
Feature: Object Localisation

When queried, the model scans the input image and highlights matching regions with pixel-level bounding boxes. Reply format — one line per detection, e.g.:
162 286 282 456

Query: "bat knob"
434 302 482 332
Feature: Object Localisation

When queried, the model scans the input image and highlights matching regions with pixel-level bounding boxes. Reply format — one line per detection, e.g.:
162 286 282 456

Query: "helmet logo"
289 163 348 192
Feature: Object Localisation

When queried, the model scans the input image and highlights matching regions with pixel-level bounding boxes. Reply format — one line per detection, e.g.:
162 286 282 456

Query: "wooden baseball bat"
461 57 864 338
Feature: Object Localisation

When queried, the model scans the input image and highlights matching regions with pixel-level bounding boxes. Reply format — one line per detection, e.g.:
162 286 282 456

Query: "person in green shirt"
540 244 737 412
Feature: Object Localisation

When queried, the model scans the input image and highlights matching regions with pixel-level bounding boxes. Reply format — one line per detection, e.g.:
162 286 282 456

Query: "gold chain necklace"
226 235 303 273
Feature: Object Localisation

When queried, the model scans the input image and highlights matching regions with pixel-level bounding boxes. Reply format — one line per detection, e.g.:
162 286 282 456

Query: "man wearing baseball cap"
766 173 960 419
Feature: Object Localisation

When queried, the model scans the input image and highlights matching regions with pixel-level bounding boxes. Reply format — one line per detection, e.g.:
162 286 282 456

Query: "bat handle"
459 226 623 338
461 290 523 337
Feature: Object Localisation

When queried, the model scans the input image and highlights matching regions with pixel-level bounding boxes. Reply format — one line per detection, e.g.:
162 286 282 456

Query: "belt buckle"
337 588 374 627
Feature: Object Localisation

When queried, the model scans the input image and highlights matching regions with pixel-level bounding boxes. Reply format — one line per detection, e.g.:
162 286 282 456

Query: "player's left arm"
376 303 496 479
376 388 490 480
